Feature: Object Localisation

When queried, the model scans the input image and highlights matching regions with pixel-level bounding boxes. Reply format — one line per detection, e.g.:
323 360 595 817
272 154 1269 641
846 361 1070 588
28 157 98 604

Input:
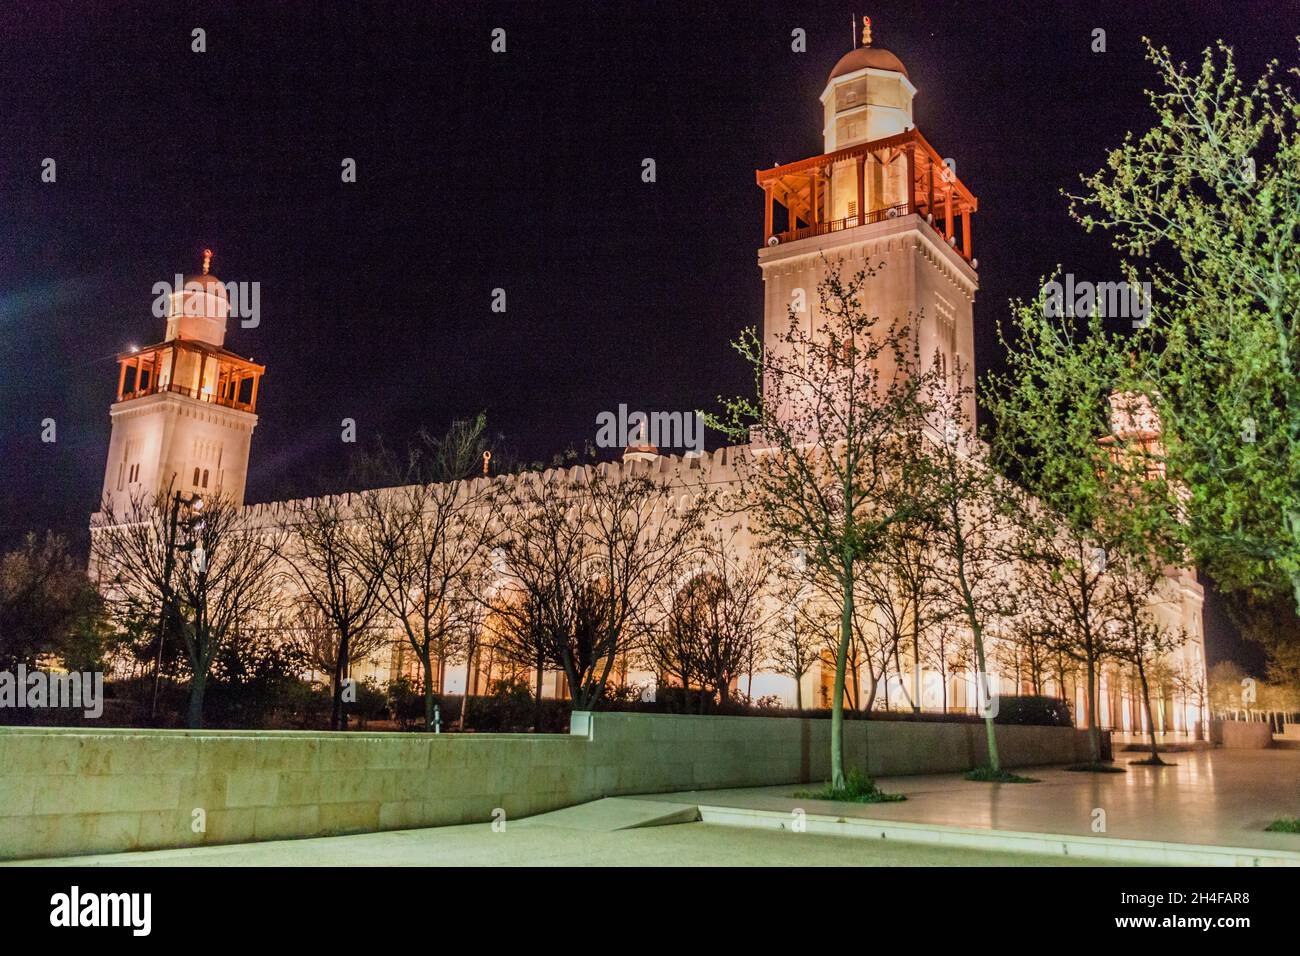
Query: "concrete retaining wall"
0 714 1095 860
1211 720 1274 749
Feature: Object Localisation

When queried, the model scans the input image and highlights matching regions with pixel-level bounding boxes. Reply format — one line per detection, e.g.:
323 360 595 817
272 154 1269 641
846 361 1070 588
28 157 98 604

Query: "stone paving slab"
514 798 700 831
4 820 1124 867
630 749 1300 860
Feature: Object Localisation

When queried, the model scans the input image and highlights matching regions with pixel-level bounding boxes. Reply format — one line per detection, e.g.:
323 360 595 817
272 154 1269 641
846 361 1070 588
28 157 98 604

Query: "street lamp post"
149 491 203 723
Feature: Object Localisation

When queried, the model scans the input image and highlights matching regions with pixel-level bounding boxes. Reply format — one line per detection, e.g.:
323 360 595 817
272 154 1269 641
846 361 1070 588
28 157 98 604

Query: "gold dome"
828 46 908 81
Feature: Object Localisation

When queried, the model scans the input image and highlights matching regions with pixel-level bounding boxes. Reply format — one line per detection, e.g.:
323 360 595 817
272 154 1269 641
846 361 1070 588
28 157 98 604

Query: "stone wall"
0 714 1096 861
1211 720 1274 749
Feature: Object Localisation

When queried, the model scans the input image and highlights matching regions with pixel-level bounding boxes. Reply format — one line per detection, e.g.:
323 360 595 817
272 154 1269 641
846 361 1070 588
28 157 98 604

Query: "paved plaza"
14 819 1117 867
9 749 1297 867
642 749 1300 851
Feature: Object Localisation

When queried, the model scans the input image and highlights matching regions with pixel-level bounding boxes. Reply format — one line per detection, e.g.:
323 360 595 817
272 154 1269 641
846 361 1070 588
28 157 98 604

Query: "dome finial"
862 16 872 47
202 248 213 275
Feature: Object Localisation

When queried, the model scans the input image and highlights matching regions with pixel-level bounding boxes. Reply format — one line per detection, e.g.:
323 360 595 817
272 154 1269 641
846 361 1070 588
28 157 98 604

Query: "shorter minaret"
98 250 264 515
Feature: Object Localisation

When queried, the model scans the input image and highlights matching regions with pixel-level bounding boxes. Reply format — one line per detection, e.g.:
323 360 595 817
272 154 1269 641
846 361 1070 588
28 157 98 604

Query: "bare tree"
645 529 772 711
1107 550 1187 764
358 416 501 730
92 483 283 727
280 493 388 730
492 465 711 710
280 595 386 697
767 570 823 710
1008 500 1125 763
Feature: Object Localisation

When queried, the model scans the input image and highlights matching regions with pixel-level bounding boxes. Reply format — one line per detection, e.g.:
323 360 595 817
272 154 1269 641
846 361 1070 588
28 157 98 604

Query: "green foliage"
0 532 106 670
707 257 938 789
386 675 425 728
1265 818 1300 833
795 769 906 803
1071 38 1300 613
994 695 1074 727
345 678 388 725
204 636 314 728
1065 763 1126 774
964 767 1039 783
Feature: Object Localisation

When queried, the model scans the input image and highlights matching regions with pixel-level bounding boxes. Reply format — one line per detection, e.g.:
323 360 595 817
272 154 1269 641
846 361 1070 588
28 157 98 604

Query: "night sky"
0 1 1291 657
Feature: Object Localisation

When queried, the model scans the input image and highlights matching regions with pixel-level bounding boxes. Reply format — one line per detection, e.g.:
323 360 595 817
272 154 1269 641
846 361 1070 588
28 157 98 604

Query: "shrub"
599 682 646 706
346 678 389 726
386 676 425 729
795 770 906 803
993 695 1073 727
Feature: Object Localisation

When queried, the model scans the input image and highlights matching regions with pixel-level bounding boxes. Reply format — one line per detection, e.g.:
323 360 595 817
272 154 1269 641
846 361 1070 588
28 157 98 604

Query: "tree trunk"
533 650 544 731
1085 652 1101 763
459 647 475 732
330 627 350 731
186 667 207 729
970 619 1001 774
1136 658 1162 763
911 612 921 714
830 570 854 790
422 648 435 732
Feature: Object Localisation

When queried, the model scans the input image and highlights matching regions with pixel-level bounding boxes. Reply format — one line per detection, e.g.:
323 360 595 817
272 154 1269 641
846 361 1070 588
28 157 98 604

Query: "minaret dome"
820 17 916 152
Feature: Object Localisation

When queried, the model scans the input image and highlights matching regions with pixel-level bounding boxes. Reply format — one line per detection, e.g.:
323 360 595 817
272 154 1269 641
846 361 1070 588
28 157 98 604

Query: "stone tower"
98 250 264 516
755 19 980 426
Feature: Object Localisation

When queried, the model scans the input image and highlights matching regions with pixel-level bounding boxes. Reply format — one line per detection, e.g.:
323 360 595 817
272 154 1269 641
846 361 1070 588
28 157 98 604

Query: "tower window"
202 469 210 489
193 467 201 487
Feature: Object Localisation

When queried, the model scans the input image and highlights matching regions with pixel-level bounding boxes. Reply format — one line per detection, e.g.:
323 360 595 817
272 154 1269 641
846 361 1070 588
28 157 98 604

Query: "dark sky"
0 0 1291 659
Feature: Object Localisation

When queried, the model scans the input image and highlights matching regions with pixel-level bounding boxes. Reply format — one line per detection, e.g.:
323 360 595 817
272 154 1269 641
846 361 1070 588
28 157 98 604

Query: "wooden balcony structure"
755 128 978 261
115 337 264 414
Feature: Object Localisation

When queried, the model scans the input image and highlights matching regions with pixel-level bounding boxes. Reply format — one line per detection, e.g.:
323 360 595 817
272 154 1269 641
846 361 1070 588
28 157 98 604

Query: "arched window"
193 467 201 487
202 469 210 489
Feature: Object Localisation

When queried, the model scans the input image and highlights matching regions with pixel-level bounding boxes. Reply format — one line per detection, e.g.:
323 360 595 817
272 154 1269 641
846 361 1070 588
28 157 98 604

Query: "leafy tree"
0 532 104 670
709 258 935 788
987 301 1150 764
1208 660 1250 718
1071 39 1300 620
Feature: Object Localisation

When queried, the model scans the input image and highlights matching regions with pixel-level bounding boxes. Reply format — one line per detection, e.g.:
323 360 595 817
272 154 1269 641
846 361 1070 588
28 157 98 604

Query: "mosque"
92 23 1208 735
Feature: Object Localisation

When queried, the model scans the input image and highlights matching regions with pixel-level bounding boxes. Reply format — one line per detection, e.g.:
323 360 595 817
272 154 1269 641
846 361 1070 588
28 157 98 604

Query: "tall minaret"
98 250 264 516
755 17 980 425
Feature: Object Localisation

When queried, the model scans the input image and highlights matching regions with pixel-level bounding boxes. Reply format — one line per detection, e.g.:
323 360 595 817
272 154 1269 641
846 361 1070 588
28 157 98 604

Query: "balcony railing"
774 203 910 244
119 381 256 412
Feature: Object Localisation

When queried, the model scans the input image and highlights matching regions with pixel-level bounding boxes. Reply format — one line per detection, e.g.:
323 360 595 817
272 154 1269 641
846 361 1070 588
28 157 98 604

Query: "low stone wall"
0 714 1095 861
1211 720 1274 749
